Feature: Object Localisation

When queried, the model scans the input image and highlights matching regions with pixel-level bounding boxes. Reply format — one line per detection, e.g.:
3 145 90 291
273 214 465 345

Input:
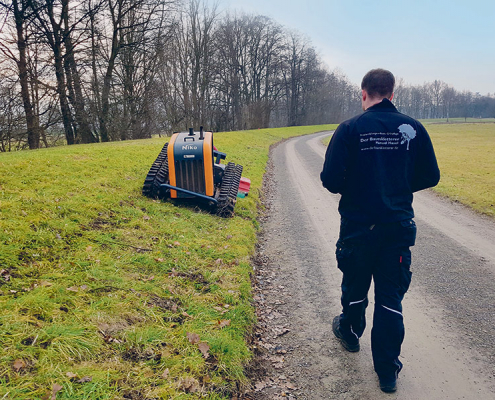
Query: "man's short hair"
361 69 395 99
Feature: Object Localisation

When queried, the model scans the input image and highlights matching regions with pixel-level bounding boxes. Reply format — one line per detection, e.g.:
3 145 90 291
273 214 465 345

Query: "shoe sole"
338 338 360 352
380 383 397 393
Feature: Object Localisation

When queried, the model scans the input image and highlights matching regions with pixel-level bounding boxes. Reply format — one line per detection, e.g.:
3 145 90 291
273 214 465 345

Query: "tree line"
394 78 495 121
0 0 494 151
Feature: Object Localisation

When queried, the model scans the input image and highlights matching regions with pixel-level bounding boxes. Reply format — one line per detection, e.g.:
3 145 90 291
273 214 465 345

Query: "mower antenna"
188 127 194 136
199 126 204 140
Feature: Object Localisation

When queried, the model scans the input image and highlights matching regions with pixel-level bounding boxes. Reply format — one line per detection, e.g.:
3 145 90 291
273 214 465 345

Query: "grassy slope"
0 125 336 399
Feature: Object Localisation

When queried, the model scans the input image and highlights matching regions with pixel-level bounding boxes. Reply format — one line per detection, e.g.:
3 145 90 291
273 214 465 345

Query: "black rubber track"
216 162 243 218
153 161 170 199
142 143 169 198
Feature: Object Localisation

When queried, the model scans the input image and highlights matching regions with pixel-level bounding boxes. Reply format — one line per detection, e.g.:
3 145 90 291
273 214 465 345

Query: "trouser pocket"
336 239 353 273
335 239 373 338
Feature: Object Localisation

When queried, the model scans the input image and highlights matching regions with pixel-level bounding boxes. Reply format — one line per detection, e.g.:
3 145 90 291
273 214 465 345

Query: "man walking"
320 69 440 393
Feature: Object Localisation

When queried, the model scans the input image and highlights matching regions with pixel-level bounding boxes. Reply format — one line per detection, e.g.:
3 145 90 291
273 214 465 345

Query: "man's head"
361 68 395 110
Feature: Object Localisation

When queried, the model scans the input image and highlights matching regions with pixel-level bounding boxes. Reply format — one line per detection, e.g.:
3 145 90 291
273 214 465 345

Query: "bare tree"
98 0 141 142
282 31 305 126
0 72 23 150
441 85 456 122
213 13 285 130
213 12 247 130
0 0 43 148
161 0 218 130
61 0 96 143
3 0 494 152
94 0 172 141
25 0 78 144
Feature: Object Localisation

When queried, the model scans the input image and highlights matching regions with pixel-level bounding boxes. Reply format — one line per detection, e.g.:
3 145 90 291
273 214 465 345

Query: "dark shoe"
379 378 397 393
332 316 360 352
377 362 401 393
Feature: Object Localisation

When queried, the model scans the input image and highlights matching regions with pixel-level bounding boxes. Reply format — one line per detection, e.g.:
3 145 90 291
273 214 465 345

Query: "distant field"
425 122 495 217
320 122 495 218
421 117 495 124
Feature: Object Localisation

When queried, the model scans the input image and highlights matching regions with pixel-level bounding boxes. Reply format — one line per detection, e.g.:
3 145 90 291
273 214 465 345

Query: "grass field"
424 122 495 217
322 122 495 218
0 125 336 399
420 117 495 124
1 121 493 399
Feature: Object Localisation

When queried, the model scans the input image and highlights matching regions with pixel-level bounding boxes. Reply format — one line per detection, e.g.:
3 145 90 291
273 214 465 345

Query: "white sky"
218 0 495 95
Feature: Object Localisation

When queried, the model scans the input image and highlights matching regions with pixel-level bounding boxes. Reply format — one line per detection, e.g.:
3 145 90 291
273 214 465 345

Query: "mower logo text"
182 145 198 150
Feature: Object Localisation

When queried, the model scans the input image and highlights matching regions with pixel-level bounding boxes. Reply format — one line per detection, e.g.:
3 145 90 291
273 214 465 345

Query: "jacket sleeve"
411 124 440 192
320 124 349 194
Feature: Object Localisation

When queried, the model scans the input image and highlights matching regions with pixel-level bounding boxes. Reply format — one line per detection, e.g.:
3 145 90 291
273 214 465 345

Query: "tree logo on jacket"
398 124 416 150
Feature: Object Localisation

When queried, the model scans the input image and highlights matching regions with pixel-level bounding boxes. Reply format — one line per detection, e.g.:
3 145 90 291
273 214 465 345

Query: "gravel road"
248 131 495 399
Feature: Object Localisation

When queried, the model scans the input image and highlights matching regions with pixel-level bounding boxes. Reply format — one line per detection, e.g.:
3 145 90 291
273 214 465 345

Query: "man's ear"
362 90 367 101
389 93 394 101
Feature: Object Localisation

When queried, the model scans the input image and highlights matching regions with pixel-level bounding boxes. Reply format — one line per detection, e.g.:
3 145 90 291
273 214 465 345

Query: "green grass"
426 123 495 217
0 124 336 399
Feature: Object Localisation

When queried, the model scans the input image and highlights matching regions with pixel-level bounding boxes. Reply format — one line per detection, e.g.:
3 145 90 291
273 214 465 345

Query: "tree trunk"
27 0 75 144
12 0 40 149
62 0 96 143
54 44 75 144
99 5 121 143
100 53 116 142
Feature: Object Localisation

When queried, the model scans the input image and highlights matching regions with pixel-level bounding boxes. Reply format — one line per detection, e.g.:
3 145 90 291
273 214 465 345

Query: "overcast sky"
218 0 495 95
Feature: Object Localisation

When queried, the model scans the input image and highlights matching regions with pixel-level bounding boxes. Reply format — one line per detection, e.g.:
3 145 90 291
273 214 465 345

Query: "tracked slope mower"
143 127 249 217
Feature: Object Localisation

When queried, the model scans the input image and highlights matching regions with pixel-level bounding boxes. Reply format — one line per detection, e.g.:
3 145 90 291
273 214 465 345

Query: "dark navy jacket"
320 99 440 224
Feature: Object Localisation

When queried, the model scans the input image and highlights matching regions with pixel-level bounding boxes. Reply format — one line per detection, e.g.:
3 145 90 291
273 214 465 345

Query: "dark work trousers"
335 217 417 380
